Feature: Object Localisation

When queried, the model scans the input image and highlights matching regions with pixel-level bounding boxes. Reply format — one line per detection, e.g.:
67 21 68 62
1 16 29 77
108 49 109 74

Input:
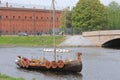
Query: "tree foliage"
60 7 72 27
72 0 107 34
60 7 72 34
60 0 120 34
106 1 120 30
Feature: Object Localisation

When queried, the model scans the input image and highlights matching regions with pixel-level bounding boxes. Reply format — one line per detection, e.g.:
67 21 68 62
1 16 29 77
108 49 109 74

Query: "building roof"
0 1 63 11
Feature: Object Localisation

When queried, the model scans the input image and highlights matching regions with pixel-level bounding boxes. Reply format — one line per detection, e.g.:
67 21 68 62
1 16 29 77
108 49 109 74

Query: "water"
0 47 120 80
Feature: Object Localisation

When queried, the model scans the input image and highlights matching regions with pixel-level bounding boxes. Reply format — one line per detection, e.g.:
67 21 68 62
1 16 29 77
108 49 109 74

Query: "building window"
25 16 27 19
0 15 2 19
6 16 8 18
36 16 38 19
41 17 43 19
13 16 15 19
30 16 32 19
57 18 58 21
18 16 20 19
6 31 8 33
51 17 53 20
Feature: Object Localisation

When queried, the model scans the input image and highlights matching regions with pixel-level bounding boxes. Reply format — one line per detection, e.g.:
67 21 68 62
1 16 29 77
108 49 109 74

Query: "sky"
1 0 120 9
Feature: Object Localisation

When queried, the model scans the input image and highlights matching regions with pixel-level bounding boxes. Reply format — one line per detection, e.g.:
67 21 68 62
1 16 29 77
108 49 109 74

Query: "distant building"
0 2 62 35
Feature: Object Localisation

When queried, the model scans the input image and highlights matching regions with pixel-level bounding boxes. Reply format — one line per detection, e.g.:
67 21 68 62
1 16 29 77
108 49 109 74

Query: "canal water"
0 47 120 80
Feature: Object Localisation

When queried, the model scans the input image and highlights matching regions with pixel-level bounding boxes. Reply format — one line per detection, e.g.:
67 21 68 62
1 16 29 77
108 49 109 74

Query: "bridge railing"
82 30 120 37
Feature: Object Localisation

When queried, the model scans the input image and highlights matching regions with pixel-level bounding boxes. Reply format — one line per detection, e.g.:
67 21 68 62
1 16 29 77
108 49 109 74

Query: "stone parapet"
82 30 120 46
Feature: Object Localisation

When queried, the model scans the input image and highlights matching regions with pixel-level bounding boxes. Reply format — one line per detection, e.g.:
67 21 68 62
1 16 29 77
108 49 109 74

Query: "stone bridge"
82 30 120 48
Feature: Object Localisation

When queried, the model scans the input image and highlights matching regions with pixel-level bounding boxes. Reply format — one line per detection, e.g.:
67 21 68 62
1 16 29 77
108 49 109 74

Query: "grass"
0 36 65 80
0 36 65 47
0 73 36 80
0 73 24 80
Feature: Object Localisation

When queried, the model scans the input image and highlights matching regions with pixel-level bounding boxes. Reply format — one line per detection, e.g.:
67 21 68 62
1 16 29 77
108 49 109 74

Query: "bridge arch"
83 30 120 48
102 38 120 49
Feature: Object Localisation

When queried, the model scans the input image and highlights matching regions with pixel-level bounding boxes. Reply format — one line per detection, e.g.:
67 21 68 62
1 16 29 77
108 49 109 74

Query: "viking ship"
15 0 82 72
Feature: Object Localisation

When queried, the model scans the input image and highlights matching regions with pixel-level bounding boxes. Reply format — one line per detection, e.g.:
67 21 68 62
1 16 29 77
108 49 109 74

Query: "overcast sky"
1 0 120 8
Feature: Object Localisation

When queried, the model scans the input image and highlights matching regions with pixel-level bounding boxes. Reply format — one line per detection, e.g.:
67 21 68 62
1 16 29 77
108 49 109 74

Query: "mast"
52 0 56 61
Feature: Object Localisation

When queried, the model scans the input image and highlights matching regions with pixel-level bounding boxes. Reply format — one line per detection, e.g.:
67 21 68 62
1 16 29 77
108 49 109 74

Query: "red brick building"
0 2 62 35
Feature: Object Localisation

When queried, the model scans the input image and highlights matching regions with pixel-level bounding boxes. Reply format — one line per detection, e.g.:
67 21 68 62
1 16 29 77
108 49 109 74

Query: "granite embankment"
59 35 95 47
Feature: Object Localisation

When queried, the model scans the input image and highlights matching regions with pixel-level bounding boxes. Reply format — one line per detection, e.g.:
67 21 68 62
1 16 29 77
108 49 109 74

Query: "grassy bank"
0 73 24 80
0 36 65 47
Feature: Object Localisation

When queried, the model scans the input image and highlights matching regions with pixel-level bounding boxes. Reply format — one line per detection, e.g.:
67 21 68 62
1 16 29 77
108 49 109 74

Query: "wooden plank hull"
16 61 82 72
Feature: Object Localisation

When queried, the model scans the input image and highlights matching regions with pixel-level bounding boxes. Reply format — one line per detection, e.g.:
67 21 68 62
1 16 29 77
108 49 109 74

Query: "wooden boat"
15 0 82 72
15 52 82 72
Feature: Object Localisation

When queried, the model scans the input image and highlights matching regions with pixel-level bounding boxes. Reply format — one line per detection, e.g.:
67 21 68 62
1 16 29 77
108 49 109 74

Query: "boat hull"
16 61 82 72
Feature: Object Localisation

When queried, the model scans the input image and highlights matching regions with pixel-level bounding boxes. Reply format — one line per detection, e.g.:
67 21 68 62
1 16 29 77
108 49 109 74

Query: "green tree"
72 0 107 34
106 1 120 30
60 7 72 34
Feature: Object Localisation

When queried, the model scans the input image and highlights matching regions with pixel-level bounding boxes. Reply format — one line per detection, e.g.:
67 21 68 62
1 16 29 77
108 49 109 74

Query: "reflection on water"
0 47 120 80
18 68 82 80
